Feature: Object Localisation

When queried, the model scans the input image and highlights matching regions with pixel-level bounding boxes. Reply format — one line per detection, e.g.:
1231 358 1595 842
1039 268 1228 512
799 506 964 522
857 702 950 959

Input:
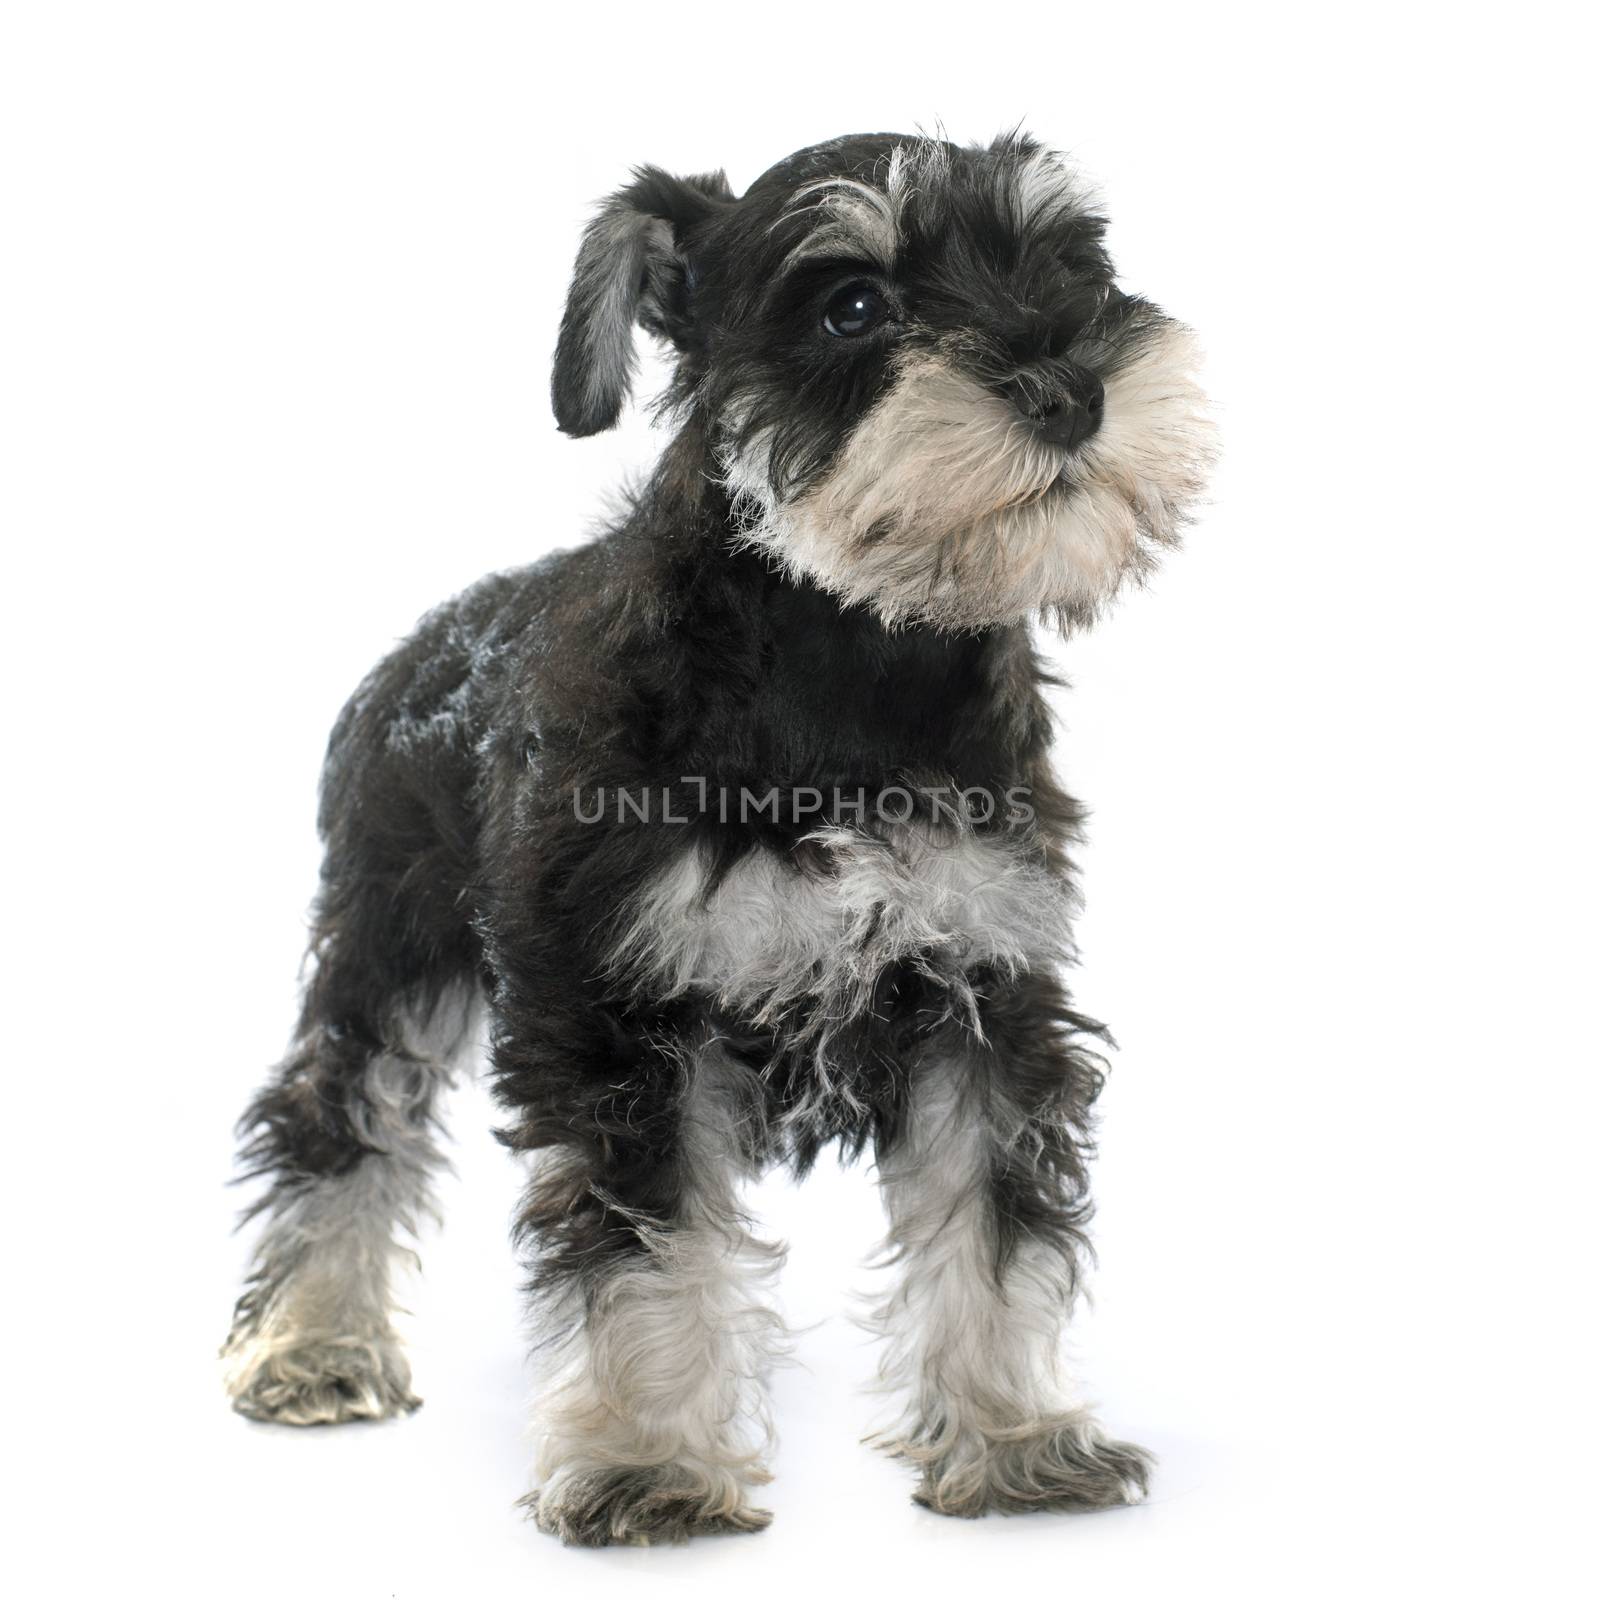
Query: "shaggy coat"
224 131 1211 1546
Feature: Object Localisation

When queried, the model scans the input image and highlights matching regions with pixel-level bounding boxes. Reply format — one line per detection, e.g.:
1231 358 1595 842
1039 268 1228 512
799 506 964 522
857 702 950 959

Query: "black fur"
228 130 1198 1541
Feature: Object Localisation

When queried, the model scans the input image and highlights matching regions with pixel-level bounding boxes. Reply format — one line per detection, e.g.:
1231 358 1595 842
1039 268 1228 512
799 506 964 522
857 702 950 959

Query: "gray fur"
224 131 1195 1542
557 205 674 435
223 994 474 1423
868 1054 1151 1513
524 1036 789 1545
725 318 1214 631
609 823 1070 1027
607 822 1074 1129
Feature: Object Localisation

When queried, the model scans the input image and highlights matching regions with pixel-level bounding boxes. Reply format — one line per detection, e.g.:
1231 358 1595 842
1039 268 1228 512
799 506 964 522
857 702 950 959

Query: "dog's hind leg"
869 978 1151 1515
222 932 475 1425
222 595 491 1423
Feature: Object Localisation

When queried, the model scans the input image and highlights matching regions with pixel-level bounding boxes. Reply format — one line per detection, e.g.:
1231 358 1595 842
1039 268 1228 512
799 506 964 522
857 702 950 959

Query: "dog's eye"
821 284 887 338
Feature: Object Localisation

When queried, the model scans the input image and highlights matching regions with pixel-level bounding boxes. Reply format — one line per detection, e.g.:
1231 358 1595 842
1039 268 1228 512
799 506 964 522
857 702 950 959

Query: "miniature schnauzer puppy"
223 131 1213 1546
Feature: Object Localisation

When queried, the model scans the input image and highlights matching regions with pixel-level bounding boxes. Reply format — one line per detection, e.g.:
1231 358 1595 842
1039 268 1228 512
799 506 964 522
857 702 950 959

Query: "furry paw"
524 1464 773 1547
899 1418 1152 1517
223 1332 421 1425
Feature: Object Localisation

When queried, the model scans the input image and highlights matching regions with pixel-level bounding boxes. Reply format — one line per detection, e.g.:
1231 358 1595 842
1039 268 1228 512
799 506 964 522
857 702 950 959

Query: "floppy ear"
551 166 734 436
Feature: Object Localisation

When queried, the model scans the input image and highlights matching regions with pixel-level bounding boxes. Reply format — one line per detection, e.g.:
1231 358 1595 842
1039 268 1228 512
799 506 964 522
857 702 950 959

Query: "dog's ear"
552 166 734 437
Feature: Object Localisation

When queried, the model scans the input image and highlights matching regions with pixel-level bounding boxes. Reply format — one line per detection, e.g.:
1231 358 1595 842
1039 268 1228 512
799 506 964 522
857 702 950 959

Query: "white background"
4 3 1595 1595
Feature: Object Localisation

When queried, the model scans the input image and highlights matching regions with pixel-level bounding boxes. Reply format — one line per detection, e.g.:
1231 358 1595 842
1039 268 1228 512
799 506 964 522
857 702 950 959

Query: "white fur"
725 320 1214 632
868 1055 1146 1512
222 990 477 1423
606 823 1073 1131
529 1039 787 1543
1011 144 1103 226
608 824 1072 1035
773 141 951 270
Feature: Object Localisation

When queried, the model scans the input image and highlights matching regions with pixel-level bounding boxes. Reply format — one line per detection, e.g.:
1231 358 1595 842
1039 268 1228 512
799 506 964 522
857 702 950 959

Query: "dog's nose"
1028 392 1103 451
1002 370 1105 452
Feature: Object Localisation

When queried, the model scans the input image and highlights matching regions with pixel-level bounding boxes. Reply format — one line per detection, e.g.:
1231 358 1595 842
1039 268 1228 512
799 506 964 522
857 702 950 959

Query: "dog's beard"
724 313 1214 631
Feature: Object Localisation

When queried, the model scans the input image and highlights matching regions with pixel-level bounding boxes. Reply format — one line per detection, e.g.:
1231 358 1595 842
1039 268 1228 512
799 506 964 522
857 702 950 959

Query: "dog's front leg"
511 1030 785 1546
871 981 1151 1515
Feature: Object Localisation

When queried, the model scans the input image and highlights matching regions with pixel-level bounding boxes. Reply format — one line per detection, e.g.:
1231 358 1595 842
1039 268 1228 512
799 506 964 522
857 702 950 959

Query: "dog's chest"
610 827 1070 1025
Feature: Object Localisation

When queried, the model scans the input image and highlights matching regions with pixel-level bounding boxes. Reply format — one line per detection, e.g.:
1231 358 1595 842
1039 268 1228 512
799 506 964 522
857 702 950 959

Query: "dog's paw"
223 1331 421 1426
524 1464 772 1547
899 1418 1152 1518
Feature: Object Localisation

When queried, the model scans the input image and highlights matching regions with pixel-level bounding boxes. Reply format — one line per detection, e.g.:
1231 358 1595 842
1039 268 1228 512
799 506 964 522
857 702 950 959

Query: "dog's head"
553 132 1213 631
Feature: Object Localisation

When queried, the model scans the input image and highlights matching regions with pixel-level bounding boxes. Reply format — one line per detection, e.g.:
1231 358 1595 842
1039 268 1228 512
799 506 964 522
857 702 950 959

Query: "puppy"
223 130 1213 1546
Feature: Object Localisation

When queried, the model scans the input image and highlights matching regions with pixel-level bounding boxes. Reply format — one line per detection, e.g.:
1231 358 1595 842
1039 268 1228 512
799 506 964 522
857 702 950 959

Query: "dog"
222 130 1214 1546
